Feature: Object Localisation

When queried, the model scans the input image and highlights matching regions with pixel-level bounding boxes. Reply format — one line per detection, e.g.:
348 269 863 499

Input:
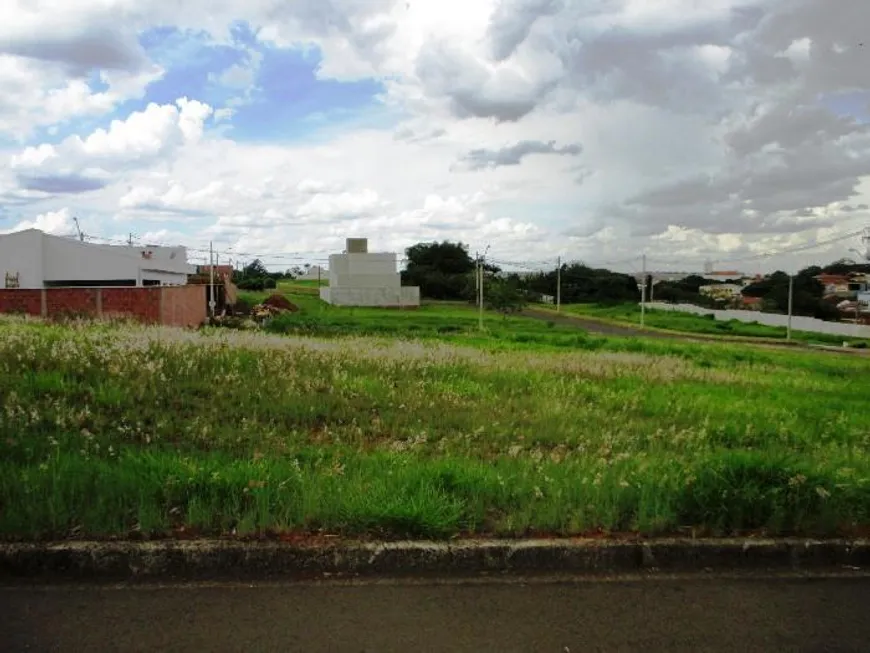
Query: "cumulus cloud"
17 172 110 194
2 28 149 77
414 39 563 122
458 139 581 170
4 0 870 270
8 98 213 194
487 0 563 61
1 207 76 236
0 0 164 138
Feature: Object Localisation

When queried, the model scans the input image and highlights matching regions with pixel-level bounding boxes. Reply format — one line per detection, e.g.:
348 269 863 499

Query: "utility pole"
556 256 561 312
72 217 84 242
477 245 490 331
478 255 484 331
640 254 647 328
209 241 216 319
128 233 134 246
787 273 793 341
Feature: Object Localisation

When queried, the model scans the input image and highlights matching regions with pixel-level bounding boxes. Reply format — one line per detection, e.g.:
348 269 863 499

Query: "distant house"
816 274 864 298
700 284 743 301
741 296 763 310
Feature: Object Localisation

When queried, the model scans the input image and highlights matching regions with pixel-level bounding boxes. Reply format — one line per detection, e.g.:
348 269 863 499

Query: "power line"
705 230 865 265
68 225 870 275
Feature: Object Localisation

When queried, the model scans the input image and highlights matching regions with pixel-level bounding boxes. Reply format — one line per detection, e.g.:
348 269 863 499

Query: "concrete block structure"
320 238 420 307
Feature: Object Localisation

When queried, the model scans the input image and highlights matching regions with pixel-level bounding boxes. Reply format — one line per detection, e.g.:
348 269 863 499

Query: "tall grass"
1 318 869 540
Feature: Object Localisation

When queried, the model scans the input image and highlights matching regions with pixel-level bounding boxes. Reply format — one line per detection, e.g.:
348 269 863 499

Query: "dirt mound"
262 294 299 312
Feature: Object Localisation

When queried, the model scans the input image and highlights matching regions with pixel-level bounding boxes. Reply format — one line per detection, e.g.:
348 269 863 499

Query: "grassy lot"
563 303 869 346
1 316 869 541
239 287 607 350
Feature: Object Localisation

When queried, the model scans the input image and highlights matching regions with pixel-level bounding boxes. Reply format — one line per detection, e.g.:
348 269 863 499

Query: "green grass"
238 290 602 350
564 303 869 346
1 317 869 541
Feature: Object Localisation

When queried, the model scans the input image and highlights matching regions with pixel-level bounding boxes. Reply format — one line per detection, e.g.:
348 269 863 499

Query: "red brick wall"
160 285 207 327
0 286 206 327
101 288 161 324
0 290 42 316
45 288 98 317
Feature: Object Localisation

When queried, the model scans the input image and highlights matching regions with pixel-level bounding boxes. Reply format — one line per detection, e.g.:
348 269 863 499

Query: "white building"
319 238 420 307
0 229 196 289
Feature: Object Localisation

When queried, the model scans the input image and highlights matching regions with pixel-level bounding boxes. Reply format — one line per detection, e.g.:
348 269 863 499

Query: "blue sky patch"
820 91 870 123
226 46 390 143
34 24 393 148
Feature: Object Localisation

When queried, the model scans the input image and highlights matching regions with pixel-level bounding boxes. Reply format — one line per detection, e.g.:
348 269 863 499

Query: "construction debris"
262 294 299 312
250 295 299 320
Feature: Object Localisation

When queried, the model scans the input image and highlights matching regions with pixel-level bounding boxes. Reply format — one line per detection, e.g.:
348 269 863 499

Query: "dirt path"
522 309 696 341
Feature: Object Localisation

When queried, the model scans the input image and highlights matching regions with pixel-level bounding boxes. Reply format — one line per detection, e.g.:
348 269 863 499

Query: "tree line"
400 241 641 315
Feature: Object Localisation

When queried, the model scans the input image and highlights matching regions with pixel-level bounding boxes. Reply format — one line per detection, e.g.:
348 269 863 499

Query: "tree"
516 264 639 305
486 277 527 317
401 241 477 300
242 259 269 279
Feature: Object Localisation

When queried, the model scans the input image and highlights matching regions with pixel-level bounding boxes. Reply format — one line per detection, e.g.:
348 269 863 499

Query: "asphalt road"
3 575 870 652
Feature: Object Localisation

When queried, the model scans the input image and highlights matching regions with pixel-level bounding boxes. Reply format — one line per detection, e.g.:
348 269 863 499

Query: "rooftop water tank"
346 238 368 254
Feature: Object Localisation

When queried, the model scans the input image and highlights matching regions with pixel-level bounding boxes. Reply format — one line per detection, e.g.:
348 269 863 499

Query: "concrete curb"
1 538 869 581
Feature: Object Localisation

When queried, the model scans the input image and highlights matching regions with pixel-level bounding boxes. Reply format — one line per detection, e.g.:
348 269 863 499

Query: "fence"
0 286 206 327
646 302 870 338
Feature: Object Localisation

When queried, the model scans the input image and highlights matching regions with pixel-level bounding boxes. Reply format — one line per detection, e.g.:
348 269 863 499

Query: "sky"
1 0 870 274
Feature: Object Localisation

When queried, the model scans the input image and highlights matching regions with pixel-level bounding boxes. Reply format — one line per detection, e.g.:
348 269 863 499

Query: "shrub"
238 278 266 291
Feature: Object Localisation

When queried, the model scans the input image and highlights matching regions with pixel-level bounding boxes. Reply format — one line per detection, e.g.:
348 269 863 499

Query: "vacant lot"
1 316 869 540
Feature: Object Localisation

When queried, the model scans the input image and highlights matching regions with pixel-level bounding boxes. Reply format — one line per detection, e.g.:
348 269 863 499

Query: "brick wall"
0 286 207 327
0 290 42 316
101 288 161 324
45 288 98 317
160 285 207 328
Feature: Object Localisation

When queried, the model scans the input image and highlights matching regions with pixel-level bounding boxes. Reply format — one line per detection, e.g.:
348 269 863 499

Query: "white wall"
0 230 44 288
328 253 397 285
44 236 190 285
320 286 420 307
646 302 870 338
330 274 400 289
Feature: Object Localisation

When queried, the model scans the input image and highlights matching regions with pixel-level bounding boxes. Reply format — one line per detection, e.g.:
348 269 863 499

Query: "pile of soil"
262 294 299 312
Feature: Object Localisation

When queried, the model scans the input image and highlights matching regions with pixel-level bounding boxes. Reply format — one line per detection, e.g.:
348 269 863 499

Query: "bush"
264 278 277 290
231 298 252 316
237 278 266 291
